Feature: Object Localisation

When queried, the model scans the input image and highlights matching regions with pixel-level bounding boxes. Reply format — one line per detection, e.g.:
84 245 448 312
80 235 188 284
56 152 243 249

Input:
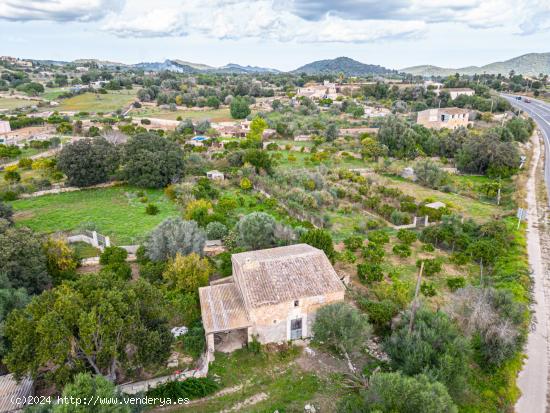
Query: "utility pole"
480 257 484 285
490 98 494 113
408 261 424 334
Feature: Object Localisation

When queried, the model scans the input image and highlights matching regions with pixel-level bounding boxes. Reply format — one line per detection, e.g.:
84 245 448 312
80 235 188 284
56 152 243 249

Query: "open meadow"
0 97 40 110
131 107 235 122
57 90 137 112
10 185 181 245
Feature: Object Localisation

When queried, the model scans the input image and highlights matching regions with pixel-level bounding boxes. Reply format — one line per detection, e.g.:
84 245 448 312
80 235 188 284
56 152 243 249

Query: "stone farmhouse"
416 107 470 130
296 80 338 100
445 88 475 100
199 244 345 362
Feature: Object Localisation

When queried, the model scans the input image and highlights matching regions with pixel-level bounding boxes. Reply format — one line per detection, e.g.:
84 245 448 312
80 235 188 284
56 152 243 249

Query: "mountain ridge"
292 56 394 76
401 53 550 76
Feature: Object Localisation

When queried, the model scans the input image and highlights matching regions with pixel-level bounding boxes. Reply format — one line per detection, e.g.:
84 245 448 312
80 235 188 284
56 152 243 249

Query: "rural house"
445 88 475 99
199 244 345 362
416 107 470 129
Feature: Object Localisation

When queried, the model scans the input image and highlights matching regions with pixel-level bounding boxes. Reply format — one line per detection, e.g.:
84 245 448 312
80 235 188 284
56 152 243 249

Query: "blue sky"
0 0 549 71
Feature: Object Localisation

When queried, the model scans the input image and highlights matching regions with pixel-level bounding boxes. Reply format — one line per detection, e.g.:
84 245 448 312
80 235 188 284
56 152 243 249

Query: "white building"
206 170 224 180
446 88 475 100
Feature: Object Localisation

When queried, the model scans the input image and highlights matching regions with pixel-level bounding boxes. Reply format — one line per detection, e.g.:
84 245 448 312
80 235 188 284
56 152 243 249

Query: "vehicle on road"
524 98 531 103
516 96 522 100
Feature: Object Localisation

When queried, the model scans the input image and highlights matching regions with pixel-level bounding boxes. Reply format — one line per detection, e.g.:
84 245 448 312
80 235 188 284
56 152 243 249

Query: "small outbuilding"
425 201 446 210
206 170 224 180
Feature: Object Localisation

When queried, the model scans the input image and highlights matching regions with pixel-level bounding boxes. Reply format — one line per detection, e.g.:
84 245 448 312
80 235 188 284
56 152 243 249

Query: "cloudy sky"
0 0 549 70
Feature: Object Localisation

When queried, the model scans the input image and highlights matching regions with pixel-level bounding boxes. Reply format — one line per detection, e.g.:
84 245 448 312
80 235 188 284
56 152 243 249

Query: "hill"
401 53 550 77
133 60 199 73
215 63 280 74
292 56 393 76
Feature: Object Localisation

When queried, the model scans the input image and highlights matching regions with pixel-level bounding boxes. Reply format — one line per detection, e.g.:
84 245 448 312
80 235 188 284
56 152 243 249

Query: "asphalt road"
502 95 550 413
503 94 550 205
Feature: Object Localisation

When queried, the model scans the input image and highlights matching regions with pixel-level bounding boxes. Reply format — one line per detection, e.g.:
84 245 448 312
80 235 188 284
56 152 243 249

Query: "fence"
67 230 111 250
18 181 119 199
118 353 209 395
392 215 437 230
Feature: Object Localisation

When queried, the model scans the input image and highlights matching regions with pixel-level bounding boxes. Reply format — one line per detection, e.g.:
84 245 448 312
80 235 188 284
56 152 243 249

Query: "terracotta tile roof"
199 283 251 334
232 244 345 308
0 374 33 413
439 107 470 115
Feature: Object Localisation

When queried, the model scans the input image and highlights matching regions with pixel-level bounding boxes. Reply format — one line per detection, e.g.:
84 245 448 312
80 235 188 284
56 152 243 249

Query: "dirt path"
516 132 550 413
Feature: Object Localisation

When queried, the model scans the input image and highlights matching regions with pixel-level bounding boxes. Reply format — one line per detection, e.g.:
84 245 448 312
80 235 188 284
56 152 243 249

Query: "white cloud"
1 0 548 42
101 0 426 42
0 0 124 22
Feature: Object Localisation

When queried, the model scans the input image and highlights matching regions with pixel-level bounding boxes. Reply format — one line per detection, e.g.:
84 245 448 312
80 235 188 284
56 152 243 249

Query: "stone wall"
248 290 345 344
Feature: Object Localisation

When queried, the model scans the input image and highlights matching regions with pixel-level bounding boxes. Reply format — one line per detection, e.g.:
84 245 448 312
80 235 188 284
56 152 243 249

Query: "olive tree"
236 212 277 250
143 218 206 262
313 302 371 371
338 372 456 413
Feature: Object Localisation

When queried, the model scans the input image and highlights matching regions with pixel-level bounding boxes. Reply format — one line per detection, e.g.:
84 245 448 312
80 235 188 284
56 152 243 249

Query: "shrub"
101 262 132 280
396 229 417 245
447 276 466 291
300 229 335 262
392 244 411 258
344 235 364 251
390 210 411 226
146 377 218 401
17 158 33 169
240 177 252 190
205 222 228 240
357 263 384 284
367 230 389 245
181 321 206 358
162 253 211 294
184 199 212 227
237 212 277 250
361 243 385 264
422 243 435 252
144 218 206 261
313 302 372 356
356 298 398 332
417 258 443 277
421 282 437 297
145 203 159 215
338 249 357 264
384 307 471 397
347 372 457 413
99 246 128 266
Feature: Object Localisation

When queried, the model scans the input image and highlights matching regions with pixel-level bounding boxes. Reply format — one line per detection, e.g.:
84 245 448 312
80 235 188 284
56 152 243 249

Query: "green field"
382 175 502 221
131 107 234 122
10 185 181 244
58 90 136 112
0 97 38 110
41 87 67 101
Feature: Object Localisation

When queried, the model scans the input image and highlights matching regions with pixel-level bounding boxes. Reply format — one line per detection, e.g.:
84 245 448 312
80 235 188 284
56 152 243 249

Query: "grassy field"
0 97 38 110
381 174 502 221
41 87 67 101
132 107 234 122
10 185 181 244
58 90 136 112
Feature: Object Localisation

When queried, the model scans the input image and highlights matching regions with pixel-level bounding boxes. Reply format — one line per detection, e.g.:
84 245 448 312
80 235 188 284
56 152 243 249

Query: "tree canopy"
143 217 206 262
121 133 185 188
57 138 119 187
4 273 172 385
